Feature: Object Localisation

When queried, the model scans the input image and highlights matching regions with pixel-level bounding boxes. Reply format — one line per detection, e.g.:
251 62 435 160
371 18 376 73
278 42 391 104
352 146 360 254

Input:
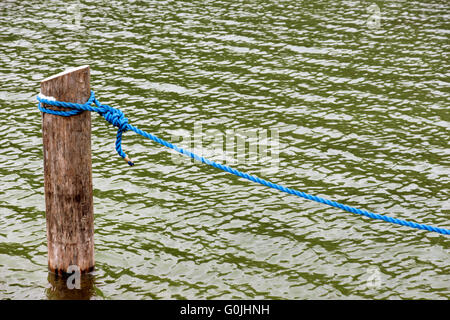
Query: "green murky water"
0 0 449 299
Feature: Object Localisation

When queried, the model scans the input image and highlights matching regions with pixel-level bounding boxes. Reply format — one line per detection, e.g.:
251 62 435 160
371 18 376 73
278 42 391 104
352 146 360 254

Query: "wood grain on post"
40 65 94 275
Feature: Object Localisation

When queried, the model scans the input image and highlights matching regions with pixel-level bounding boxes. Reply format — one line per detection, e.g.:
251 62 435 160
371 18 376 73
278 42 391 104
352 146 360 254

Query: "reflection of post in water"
46 271 96 300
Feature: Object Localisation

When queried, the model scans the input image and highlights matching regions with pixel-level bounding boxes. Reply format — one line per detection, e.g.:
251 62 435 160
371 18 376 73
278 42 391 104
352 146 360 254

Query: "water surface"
0 0 449 299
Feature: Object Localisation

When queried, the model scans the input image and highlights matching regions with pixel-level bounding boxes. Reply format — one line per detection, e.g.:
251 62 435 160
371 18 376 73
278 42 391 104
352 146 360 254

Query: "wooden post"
40 65 94 275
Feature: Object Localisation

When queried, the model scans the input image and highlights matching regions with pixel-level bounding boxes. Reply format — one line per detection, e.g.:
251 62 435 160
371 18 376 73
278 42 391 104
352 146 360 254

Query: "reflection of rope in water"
37 91 450 235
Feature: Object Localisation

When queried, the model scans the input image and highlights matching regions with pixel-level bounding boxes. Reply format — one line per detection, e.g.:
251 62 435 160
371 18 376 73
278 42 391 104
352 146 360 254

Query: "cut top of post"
42 65 90 83
41 65 91 106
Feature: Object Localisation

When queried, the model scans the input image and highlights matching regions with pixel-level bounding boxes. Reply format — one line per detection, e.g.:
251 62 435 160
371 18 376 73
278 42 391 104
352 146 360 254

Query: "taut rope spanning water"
37 91 450 235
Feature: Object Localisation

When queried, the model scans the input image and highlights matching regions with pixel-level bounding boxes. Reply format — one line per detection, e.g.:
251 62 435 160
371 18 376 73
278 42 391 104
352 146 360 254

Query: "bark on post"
40 65 94 275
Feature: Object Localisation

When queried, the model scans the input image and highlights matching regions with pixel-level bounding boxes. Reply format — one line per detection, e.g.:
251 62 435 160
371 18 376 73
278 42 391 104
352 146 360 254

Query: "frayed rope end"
125 156 134 166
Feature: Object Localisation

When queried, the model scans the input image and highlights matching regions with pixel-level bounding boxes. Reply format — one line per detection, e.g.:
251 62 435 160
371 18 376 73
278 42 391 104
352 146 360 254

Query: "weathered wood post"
40 65 94 275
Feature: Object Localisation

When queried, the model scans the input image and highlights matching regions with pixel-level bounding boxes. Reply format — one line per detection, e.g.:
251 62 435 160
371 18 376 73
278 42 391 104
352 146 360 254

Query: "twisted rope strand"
37 91 450 235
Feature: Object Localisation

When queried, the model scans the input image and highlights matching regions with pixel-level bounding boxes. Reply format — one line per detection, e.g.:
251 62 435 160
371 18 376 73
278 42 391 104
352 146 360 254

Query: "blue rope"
37 91 450 236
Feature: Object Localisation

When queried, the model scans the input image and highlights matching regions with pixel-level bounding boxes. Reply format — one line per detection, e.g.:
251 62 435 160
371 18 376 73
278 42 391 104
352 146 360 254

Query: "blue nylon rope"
37 91 450 235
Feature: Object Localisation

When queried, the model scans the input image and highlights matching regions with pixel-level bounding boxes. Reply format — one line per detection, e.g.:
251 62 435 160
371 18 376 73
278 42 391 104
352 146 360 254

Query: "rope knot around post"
98 104 129 132
37 90 134 166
